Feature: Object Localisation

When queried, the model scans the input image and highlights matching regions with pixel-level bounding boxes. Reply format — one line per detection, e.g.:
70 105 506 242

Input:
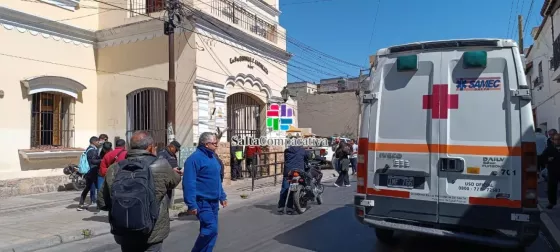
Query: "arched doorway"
227 93 262 142
126 88 167 150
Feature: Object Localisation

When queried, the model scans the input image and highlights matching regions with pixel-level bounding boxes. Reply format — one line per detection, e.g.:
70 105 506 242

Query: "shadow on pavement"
82 215 109 223
273 205 390 252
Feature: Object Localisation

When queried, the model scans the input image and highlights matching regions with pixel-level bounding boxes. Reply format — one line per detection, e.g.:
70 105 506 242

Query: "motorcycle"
62 164 87 191
283 158 325 214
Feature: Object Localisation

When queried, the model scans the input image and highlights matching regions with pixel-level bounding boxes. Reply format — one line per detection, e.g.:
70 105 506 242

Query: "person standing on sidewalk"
98 131 181 252
98 134 109 156
158 141 183 210
540 133 560 209
334 141 351 187
78 136 102 211
244 145 261 177
349 139 358 175
99 139 127 185
230 145 243 181
98 141 113 191
183 132 227 252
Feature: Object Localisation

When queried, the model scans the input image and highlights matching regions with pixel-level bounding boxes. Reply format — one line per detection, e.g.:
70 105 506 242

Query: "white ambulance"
354 39 539 249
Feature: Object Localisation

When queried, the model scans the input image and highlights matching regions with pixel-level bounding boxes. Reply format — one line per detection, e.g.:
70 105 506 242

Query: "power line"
506 0 515 38
193 0 364 69
178 2 312 82
523 0 535 34
365 0 380 65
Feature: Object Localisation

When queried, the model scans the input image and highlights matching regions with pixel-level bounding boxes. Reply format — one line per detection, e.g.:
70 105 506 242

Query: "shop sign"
230 56 269 74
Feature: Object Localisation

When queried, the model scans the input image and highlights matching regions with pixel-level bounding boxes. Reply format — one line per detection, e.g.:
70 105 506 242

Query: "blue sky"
279 0 545 83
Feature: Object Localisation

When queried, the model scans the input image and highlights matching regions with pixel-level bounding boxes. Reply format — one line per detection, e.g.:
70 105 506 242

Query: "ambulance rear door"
437 47 523 230
366 51 441 223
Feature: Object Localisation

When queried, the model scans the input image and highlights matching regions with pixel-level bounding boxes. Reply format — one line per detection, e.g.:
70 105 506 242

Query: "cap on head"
170 141 181 150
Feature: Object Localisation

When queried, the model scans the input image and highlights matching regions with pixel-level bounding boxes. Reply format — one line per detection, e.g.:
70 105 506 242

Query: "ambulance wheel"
375 228 394 243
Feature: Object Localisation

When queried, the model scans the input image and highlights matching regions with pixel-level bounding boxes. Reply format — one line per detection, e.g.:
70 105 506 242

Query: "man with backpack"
97 131 181 251
77 136 102 211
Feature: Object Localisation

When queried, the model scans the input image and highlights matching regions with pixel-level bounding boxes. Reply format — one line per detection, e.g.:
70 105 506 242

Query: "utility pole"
356 70 362 138
165 0 179 143
518 15 524 54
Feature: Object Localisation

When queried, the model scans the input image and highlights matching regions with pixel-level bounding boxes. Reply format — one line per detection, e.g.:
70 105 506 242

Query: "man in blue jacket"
184 132 228 252
277 144 308 213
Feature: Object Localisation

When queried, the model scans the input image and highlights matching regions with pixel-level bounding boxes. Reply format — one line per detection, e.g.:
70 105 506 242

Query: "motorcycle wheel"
316 193 323 205
293 187 308 214
71 175 86 191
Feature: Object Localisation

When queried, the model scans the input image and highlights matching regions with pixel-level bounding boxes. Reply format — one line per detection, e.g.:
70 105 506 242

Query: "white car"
354 39 539 250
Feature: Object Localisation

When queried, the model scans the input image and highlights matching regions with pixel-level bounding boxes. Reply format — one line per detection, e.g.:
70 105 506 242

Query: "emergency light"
463 51 487 68
396 55 418 71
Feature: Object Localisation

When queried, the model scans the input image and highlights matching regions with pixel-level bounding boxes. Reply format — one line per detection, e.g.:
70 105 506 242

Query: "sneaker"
277 207 285 213
334 183 340 187
345 184 351 187
77 205 86 211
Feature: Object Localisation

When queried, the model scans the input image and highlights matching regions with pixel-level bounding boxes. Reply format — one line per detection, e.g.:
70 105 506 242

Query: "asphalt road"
38 180 555 252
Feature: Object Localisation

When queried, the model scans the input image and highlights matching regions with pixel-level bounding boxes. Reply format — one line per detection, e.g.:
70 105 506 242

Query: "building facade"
525 0 560 132
0 0 291 197
286 81 317 97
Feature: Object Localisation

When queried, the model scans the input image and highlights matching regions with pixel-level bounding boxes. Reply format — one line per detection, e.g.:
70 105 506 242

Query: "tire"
375 228 394 244
71 175 86 191
293 187 308 214
316 193 323 205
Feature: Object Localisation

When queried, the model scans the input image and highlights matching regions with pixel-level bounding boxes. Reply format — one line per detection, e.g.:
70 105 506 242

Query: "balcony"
206 0 278 44
130 0 165 17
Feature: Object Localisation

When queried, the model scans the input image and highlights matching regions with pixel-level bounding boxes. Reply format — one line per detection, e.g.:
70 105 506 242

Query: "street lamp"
281 86 290 102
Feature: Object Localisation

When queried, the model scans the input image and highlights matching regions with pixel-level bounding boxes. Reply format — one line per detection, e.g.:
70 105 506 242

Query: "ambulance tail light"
357 138 369 194
521 142 538 208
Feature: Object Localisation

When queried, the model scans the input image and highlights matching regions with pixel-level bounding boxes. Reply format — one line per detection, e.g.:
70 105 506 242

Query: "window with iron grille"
30 92 75 149
129 0 165 17
537 61 544 87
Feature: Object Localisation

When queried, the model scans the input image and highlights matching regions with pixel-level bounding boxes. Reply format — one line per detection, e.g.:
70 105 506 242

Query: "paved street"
37 180 555 252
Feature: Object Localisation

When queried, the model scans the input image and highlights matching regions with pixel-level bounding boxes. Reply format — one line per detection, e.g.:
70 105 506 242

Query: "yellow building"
0 0 293 197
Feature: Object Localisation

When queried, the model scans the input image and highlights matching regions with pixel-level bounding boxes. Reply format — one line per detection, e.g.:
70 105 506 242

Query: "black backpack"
109 156 160 237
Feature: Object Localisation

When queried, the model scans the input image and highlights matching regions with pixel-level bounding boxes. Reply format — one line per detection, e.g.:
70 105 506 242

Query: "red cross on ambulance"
422 84 458 119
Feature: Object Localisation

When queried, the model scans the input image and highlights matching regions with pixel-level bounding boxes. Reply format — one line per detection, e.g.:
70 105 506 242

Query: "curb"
0 226 110 252
538 205 560 252
0 173 339 252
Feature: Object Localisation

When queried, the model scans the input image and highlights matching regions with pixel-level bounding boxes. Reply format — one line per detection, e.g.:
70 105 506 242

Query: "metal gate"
226 93 262 141
126 88 167 150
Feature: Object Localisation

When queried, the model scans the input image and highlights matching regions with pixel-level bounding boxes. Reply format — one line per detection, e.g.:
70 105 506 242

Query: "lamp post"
281 86 290 103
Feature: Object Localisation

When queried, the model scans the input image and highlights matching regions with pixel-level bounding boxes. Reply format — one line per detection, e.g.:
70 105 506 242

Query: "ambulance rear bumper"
354 195 539 248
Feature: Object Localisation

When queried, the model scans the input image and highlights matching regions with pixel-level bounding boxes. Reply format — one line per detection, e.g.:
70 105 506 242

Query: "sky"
279 0 545 83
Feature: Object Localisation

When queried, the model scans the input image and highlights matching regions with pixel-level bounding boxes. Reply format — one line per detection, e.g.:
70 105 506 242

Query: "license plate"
289 183 299 191
387 175 414 189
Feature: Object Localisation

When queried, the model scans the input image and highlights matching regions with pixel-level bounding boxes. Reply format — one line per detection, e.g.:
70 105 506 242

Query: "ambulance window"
463 51 487 68
396 55 418 71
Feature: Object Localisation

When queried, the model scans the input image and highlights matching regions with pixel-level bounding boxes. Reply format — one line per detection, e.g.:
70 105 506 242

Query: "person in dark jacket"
277 145 309 212
541 133 560 209
334 141 351 187
78 136 102 211
184 132 228 252
230 145 243 180
98 131 182 251
158 140 183 210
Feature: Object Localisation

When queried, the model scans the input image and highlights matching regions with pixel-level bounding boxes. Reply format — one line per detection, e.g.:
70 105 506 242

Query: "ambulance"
354 39 539 249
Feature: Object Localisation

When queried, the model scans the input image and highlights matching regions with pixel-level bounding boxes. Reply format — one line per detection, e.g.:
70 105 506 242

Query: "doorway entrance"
226 93 262 141
126 88 167 150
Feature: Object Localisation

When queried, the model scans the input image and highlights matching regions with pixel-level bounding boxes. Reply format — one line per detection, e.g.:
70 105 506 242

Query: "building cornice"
39 0 80 11
0 6 95 46
193 9 291 63
247 0 280 17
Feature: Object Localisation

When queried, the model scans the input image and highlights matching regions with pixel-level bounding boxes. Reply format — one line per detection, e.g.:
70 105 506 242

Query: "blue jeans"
277 177 293 209
332 157 339 173
350 158 357 174
192 200 220 252
97 176 104 192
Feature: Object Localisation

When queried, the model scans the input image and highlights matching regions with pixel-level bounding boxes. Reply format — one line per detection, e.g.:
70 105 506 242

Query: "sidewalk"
0 170 338 252
538 182 560 252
